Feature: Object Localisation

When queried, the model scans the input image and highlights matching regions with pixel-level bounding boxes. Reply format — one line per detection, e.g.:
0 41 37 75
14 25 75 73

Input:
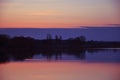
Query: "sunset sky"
0 0 120 28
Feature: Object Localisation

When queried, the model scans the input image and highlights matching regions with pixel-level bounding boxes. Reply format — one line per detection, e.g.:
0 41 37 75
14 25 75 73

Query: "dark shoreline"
0 34 120 63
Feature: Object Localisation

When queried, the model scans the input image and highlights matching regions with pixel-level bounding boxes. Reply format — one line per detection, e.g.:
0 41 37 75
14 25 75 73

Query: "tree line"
0 34 120 63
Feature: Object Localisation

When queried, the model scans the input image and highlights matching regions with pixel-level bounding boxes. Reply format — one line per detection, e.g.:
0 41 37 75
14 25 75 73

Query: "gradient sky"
0 0 120 28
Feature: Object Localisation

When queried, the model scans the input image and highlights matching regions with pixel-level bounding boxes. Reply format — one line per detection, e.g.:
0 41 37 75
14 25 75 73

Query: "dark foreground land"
0 34 120 63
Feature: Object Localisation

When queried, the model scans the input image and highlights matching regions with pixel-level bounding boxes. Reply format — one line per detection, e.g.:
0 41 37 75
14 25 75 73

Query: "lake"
0 49 120 80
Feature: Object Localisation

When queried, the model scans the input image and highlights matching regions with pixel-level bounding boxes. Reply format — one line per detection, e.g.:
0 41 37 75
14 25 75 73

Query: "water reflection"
86 49 120 63
0 48 120 63
1 62 120 80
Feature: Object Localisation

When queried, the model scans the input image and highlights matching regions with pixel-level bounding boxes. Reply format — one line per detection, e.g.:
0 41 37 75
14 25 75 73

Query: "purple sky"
0 27 120 41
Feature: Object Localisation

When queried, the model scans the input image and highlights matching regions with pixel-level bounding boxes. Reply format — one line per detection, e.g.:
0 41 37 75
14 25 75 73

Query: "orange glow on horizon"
0 0 120 28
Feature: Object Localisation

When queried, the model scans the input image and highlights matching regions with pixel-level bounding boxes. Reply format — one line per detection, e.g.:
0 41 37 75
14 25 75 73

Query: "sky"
0 0 120 28
0 27 120 41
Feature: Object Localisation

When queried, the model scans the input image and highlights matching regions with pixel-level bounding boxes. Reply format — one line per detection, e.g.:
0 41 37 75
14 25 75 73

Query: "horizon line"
0 26 120 29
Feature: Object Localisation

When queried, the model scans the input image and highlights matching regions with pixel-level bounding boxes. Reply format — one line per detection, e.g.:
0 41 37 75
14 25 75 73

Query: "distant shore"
0 34 120 63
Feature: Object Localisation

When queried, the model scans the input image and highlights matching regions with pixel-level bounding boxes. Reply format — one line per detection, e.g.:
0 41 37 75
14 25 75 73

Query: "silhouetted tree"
0 34 10 47
59 36 62 40
47 34 52 40
55 35 59 40
0 33 120 63
0 51 9 63
79 36 86 42
74 36 86 42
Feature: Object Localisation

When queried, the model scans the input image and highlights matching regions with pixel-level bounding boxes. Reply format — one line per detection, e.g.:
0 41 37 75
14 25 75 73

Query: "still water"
0 49 120 80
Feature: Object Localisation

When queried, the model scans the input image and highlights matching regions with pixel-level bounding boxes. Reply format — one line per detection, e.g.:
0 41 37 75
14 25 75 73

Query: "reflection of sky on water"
30 49 120 63
33 54 80 60
86 49 120 63
0 62 120 80
0 50 120 80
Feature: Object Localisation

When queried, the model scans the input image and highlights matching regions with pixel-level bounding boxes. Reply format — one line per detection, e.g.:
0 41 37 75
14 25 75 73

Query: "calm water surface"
0 49 120 80
30 49 120 63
